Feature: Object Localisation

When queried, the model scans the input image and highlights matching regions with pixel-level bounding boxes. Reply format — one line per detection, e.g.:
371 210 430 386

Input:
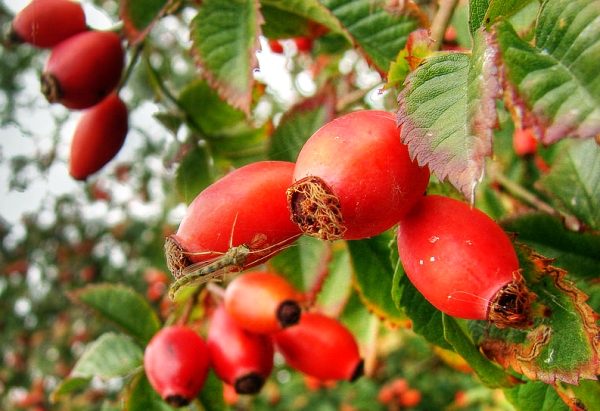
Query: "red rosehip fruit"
208 304 274 394
287 110 430 241
396 195 535 329
144 326 210 407
224 271 301 334
268 39 284 54
273 312 364 381
69 93 128 180
165 161 301 283
8 0 87 49
41 30 124 109
513 127 538 157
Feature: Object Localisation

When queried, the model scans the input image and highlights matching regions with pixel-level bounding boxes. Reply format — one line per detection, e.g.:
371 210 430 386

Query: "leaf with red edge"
491 0 600 144
119 0 172 45
397 29 500 202
190 0 263 116
476 244 600 386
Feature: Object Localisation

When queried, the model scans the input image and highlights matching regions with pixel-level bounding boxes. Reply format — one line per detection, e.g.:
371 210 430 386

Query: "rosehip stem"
430 0 460 51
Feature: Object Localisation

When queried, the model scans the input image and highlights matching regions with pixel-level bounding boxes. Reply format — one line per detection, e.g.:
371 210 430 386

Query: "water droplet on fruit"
429 257 436 262
428 236 439 243
419 260 424 265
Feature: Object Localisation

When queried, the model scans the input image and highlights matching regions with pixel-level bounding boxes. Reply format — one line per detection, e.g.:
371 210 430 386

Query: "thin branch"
430 0 460 51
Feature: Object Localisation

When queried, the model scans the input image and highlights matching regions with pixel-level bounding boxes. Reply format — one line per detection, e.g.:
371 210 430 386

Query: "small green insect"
168 232 299 300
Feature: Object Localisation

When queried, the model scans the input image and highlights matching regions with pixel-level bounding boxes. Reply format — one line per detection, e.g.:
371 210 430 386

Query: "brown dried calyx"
488 273 537 329
286 175 346 241
40 72 61 104
164 235 191 280
277 300 302 328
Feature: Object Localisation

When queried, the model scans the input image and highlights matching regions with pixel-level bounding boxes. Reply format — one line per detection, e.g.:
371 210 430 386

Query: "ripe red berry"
69 93 128 181
513 127 538 157
144 326 210 407
268 39 284 54
165 161 301 282
293 37 313 53
41 30 124 109
208 304 274 394
9 0 87 49
273 312 364 381
396 195 535 329
224 271 301 334
287 110 430 241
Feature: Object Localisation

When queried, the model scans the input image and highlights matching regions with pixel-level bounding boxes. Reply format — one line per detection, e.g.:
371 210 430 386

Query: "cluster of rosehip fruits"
145 271 363 407
154 110 536 405
8 0 128 181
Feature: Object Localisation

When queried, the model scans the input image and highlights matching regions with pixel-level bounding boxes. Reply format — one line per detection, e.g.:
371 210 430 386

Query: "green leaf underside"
502 212 600 280
320 0 424 72
492 0 600 144
70 284 161 345
346 233 407 325
443 315 518 388
473 243 600 386
191 0 261 115
398 29 499 202
71 333 143 379
539 139 600 231
260 0 352 42
120 0 170 45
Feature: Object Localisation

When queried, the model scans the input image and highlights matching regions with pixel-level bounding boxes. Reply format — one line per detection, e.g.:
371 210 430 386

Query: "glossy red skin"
396 195 520 320
42 30 124 109
273 312 362 381
172 161 301 268
144 326 210 406
224 271 300 334
69 93 128 180
207 304 274 392
11 0 87 48
292 110 430 240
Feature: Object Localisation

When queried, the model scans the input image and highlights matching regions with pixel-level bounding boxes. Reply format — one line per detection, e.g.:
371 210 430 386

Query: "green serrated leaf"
504 380 570 411
392 260 452 349
119 0 170 45
191 0 261 115
178 80 247 137
539 139 600 231
469 0 492 36
127 372 177 411
71 333 144 379
268 92 334 162
176 146 213 205
443 315 519 388
502 212 600 280
347 232 407 326
492 0 600 144
260 0 352 42
398 29 499 202
70 284 161 345
51 377 91 401
320 0 424 72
